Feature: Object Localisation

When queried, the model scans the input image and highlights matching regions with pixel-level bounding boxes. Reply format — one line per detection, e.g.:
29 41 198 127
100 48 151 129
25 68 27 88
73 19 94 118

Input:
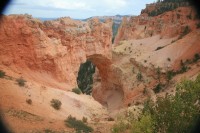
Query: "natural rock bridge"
0 15 125 109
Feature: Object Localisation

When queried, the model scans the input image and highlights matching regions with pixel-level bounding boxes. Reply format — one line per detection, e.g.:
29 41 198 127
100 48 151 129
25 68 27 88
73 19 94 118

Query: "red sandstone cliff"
0 15 113 90
114 6 200 44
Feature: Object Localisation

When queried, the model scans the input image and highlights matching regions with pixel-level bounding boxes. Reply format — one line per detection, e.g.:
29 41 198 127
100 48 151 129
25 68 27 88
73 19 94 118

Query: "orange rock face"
0 15 113 91
0 15 128 109
114 6 199 45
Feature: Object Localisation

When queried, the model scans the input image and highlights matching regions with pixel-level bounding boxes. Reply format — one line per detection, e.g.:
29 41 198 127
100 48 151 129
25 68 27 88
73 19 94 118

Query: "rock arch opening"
77 60 96 95
77 54 125 111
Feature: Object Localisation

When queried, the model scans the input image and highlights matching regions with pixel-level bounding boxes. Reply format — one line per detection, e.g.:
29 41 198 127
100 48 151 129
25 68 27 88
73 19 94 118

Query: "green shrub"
50 99 62 110
16 78 26 86
153 83 162 93
72 88 82 95
178 25 191 39
155 46 164 51
180 64 188 73
193 53 200 62
137 72 143 81
82 117 88 123
142 75 200 133
166 70 175 81
131 113 155 133
167 58 171 62
65 115 93 133
0 70 5 78
26 99 32 105
156 67 161 82
176 60 188 74
112 120 128 133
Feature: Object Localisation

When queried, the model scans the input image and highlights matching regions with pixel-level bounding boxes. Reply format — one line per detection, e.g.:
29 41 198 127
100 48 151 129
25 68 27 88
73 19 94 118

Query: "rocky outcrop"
0 15 113 90
114 6 200 45
0 14 133 110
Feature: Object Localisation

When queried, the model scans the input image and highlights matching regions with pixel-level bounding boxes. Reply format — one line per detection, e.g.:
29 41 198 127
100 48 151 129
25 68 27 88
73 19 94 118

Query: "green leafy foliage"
112 75 200 133
0 70 6 78
16 78 26 87
131 113 155 133
65 115 93 133
50 99 62 110
144 75 200 133
166 70 175 81
112 120 128 133
77 60 95 95
112 110 137 133
72 88 82 95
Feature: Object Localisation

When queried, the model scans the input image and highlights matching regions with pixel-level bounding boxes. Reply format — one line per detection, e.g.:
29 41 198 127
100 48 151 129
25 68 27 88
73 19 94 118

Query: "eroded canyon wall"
114 6 199 45
0 15 113 89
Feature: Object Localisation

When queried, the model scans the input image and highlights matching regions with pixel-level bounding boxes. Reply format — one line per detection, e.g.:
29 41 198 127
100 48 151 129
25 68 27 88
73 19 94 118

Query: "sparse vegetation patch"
166 70 175 81
16 78 26 87
82 117 88 123
65 115 93 133
26 99 32 105
193 53 200 62
155 46 165 51
0 70 5 78
50 99 62 110
178 25 191 39
72 87 82 95
137 71 143 81
153 83 163 93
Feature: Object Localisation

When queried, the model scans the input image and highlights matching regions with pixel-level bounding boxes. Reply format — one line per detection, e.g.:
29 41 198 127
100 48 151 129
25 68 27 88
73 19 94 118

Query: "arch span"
86 54 125 110
0 15 125 110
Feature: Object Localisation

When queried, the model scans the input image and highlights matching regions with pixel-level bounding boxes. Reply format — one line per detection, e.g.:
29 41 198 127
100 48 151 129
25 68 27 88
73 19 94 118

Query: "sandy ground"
113 29 200 71
112 30 200 106
0 66 113 133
